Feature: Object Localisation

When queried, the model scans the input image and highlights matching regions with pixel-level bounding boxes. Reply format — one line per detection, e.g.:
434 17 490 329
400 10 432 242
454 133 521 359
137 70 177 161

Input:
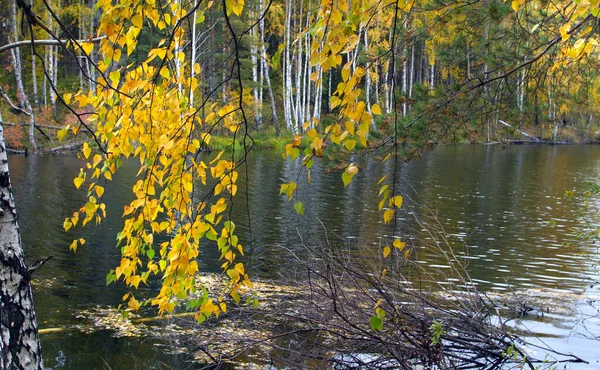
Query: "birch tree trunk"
250 11 261 131
0 115 44 370
9 2 26 109
10 1 37 152
30 52 39 151
259 0 280 135
408 44 414 101
364 28 375 129
294 14 303 133
283 0 295 133
402 53 407 116
52 44 58 117
189 0 198 106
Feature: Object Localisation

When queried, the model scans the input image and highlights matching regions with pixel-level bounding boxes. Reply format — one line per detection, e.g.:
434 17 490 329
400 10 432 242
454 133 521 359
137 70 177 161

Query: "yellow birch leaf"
390 195 403 208
511 0 519 12
131 14 143 29
70 239 78 252
95 186 105 198
74 177 84 189
383 246 391 258
63 93 72 105
83 143 91 159
344 139 356 151
57 128 68 141
81 42 94 55
393 239 406 251
371 103 382 115
383 209 394 224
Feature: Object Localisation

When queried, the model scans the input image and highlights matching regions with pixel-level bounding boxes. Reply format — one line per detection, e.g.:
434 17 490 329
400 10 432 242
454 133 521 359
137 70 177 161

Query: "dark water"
9 144 600 368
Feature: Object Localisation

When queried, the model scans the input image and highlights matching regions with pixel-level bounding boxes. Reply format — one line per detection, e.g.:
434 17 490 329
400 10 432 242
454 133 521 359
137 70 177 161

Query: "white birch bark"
0 114 44 370
409 44 414 99
189 0 198 106
402 54 407 116
303 16 311 124
43 49 47 108
29 53 39 151
250 11 261 130
312 38 324 125
518 68 525 112
259 17 280 134
52 45 58 115
374 59 380 106
294 16 303 132
364 29 375 128
9 2 25 109
327 68 332 113
283 0 295 133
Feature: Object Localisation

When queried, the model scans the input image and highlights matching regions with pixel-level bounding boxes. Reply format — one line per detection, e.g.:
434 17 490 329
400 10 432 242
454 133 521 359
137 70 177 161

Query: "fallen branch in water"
499 120 541 141
47 142 83 153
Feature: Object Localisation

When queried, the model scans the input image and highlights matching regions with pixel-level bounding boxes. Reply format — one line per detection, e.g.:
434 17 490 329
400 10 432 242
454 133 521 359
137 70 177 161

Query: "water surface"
9 144 600 368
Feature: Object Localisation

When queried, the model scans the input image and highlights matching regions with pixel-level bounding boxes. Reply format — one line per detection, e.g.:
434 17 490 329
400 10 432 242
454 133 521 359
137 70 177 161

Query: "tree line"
1 0 599 151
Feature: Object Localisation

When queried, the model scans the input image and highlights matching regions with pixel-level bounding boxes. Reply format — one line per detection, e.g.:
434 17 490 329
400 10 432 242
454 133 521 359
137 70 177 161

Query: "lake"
9 144 600 369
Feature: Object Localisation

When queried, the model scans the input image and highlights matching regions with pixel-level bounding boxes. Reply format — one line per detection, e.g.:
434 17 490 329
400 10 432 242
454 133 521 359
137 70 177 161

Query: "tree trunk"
250 11 261 131
259 0 279 135
0 115 44 370
283 0 295 133
189 0 198 107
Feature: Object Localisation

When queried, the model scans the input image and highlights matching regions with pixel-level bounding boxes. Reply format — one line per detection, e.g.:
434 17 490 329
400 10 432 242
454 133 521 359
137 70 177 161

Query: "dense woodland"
1 0 599 151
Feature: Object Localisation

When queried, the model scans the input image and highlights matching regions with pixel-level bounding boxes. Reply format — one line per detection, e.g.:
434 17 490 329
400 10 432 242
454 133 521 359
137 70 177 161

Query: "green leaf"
106 270 116 285
370 315 383 331
272 44 285 68
294 201 304 215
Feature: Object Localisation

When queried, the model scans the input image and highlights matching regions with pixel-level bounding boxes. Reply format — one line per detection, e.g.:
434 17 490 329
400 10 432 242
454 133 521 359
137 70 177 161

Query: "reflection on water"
9 144 600 368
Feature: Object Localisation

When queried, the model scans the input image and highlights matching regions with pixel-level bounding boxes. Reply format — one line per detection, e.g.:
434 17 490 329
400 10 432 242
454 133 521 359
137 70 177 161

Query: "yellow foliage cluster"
62 0 251 319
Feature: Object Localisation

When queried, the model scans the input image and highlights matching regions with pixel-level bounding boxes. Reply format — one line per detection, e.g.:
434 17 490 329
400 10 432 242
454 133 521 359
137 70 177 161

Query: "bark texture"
0 120 43 370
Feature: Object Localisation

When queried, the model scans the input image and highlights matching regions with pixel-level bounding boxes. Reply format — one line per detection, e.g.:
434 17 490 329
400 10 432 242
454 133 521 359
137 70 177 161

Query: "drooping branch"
0 87 30 116
0 36 105 55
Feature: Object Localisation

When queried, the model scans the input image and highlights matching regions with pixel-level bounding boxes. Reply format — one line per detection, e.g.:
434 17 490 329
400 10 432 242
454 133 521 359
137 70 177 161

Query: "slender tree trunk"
402 53 407 116
409 44 414 100
374 59 380 107
294 9 303 133
52 44 58 117
312 38 324 125
189 0 198 106
0 115 44 370
9 7 26 110
29 51 38 151
10 2 37 152
43 49 47 108
259 0 279 135
303 14 311 124
283 0 295 133
585 114 593 141
327 68 332 113
78 2 85 92
250 10 261 130
364 28 375 128
31 54 38 109
87 0 95 92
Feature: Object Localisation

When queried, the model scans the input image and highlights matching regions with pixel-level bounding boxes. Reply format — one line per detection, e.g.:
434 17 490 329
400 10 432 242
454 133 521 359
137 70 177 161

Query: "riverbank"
32 270 596 368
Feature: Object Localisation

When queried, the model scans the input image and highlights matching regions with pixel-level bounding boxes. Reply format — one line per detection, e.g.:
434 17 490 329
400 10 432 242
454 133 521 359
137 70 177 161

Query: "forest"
1 0 600 368
1 0 599 150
